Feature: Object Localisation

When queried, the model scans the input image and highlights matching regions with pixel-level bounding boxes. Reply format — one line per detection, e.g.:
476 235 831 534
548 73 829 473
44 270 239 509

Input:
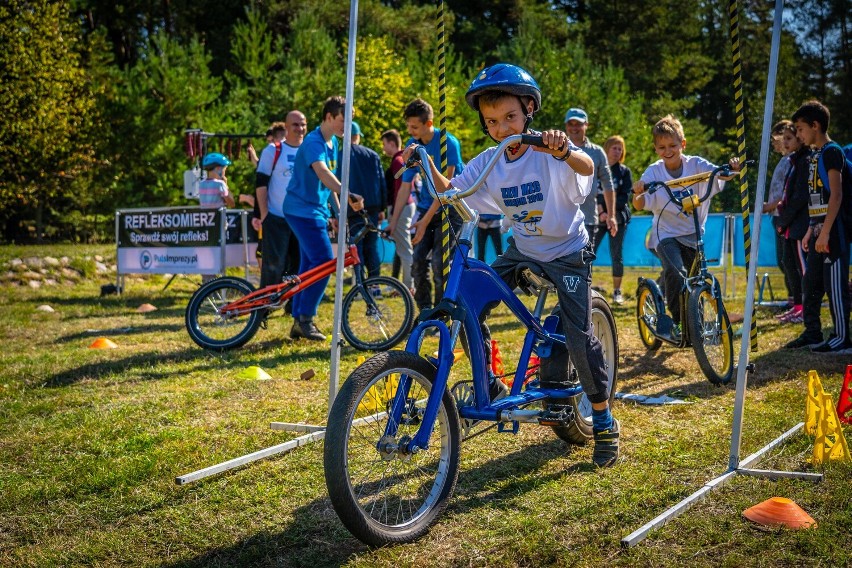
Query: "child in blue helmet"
198 152 235 209
402 63 620 468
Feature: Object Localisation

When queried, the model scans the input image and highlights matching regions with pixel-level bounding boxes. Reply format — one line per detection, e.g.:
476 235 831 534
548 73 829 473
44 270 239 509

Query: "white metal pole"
329 0 359 412
728 0 783 471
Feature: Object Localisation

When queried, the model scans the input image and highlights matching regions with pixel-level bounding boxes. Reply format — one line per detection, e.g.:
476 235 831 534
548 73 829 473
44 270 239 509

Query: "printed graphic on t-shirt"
502 181 545 234
807 152 828 218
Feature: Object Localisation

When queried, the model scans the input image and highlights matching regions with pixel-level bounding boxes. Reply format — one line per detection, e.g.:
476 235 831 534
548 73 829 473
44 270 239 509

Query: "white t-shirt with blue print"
640 155 725 249
257 141 299 219
451 145 592 262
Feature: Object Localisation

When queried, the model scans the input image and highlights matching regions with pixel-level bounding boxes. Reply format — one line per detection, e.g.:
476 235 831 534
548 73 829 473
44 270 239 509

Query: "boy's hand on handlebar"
633 180 646 194
402 143 424 165
719 157 742 181
534 130 570 156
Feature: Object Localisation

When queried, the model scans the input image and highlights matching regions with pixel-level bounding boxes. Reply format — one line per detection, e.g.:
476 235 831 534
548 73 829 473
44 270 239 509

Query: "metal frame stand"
175 0 361 486
622 0 823 548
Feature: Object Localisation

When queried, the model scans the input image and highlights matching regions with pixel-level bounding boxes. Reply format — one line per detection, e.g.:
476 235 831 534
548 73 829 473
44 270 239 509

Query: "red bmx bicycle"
185 217 415 352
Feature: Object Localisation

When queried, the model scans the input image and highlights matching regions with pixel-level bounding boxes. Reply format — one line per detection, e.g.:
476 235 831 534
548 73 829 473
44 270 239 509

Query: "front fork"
382 319 457 455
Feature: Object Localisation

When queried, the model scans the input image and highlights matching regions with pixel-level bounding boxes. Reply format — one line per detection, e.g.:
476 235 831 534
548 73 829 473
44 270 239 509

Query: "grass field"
1 244 851 567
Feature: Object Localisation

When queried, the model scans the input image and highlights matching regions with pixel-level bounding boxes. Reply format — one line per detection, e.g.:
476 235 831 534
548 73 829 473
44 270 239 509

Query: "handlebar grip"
520 134 546 148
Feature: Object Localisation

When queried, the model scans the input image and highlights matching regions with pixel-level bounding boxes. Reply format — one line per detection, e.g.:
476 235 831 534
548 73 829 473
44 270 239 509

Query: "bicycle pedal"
538 404 574 426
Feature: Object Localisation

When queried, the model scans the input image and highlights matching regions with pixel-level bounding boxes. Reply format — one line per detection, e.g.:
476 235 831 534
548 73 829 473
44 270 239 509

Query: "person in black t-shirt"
593 135 633 305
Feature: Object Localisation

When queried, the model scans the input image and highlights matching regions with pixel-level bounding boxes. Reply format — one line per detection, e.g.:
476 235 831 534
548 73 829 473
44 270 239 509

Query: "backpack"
816 141 852 243
271 141 283 172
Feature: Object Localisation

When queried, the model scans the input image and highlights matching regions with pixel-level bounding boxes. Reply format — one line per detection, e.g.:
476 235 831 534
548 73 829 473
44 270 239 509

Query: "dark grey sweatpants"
483 240 610 404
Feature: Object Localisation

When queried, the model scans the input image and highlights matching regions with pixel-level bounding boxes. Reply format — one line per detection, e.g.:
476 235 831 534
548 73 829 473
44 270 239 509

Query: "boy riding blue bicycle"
402 63 620 468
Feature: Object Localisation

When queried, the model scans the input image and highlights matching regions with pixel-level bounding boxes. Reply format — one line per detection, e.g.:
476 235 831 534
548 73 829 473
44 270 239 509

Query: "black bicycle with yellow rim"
635 163 749 385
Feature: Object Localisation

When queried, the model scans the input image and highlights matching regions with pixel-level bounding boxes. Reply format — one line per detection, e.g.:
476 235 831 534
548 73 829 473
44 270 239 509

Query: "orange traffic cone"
89 337 117 349
137 303 157 313
490 340 504 376
837 364 852 425
743 497 816 530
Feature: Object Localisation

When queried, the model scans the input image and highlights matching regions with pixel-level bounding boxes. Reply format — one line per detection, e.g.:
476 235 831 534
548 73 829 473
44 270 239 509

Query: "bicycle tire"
185 277 262 351
687 284 733 385
550 292 619 445
341 276 415 351
636 281 663 351
324 351 461 546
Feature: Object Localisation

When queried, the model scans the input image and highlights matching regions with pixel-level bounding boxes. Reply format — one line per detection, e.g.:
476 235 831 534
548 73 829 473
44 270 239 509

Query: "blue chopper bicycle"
323 135 619 546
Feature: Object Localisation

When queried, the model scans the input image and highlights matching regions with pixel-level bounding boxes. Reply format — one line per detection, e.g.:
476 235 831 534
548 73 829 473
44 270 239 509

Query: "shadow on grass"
33 291 190 309
56 322 186 342
163 438 588 568
42 342 333 388
616 336 847 402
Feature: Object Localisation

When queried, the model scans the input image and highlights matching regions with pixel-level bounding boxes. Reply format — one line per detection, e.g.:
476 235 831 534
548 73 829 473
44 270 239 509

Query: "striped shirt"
198 178 230 208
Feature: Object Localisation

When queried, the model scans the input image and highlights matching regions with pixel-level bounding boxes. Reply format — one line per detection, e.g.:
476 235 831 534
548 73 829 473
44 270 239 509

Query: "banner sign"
378 213 730 267
116 207 257 276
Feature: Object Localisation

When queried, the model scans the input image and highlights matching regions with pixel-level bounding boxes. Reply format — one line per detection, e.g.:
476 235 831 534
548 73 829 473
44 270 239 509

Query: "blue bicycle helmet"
465 63 541 135
202 152 231 168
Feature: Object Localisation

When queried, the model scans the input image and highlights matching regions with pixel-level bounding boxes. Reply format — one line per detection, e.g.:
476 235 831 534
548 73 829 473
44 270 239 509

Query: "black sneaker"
592 419 620 468
811 340 852 354
784 335 823 349
290 319 326 341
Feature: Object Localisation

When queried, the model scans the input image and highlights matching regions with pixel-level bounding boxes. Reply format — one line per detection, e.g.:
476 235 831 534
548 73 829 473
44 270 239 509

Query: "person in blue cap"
402 63 621 468
564 107 616 291
198 152 235 209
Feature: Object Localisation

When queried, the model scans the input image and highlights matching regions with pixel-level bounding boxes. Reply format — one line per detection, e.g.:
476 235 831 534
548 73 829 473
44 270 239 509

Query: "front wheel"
341 276 415 351
687 284 733 385
324 351 461 546
551 292 619 445
636 281 663 351
185 277 261 351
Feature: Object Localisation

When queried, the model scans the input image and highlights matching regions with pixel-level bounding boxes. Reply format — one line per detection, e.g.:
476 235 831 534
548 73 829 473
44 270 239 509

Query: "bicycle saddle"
514 262 556 295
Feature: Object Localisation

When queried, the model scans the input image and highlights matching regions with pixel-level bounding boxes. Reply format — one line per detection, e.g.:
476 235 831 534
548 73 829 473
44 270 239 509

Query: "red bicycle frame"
219 245 362 316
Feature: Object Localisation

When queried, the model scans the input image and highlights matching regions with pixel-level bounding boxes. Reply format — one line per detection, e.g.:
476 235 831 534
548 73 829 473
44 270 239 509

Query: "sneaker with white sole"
811 340 852 354
612 289 625 305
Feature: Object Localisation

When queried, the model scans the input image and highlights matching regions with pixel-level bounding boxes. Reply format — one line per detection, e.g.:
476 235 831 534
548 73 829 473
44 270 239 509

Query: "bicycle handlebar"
646 160 754 208
407 134 544 222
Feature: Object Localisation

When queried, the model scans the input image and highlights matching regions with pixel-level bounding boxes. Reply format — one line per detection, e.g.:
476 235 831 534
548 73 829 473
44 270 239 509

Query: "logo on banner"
140 250 153 270
563 275 580 293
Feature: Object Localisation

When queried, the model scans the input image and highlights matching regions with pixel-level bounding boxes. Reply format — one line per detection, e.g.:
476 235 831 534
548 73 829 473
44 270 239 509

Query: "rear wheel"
324 351 461 546
550 292 619 445
636 281 663 350
687 284 733 385
185 277 261 351
341 276 415 351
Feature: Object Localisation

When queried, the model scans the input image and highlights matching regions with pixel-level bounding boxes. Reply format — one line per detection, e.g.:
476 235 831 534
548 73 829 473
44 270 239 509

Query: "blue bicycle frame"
383 135 584 453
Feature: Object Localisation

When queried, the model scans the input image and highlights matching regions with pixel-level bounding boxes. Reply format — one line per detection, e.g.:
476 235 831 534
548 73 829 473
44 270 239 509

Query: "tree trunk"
35 195 43 244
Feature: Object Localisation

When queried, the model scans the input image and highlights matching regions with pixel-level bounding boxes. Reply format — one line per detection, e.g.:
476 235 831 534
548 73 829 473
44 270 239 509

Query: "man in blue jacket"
343 122 386 279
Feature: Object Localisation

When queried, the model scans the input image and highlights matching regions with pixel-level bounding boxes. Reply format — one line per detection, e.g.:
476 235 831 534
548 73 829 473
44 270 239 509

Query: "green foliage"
0 0 847 242
108 33 220 208
495 6 652 172
350 35 413 150
0 0 100 240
